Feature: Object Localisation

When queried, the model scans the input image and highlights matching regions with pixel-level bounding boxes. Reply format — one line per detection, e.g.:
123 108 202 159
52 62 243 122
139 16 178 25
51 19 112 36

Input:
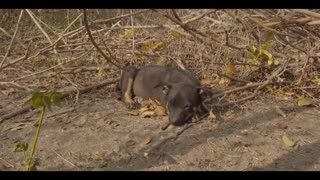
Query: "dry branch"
25 10 54 46
12 49 93 82
0 79 118 124
292 9 320 19
0 27 12 38
0 10 24 68
82 9 123 69
93 9 150 24
212 61 288 107
0 81 32 92
154 9 248 52
0 45 34 71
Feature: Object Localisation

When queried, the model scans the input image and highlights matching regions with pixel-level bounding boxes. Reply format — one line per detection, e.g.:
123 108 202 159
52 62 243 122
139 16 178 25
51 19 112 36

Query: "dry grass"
0 9 319 119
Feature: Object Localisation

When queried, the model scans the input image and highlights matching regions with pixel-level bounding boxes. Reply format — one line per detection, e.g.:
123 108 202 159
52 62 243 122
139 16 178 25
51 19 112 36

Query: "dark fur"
116 65 210 126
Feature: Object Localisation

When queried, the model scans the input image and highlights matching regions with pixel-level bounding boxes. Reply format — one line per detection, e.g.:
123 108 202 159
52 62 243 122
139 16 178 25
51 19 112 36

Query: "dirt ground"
1 86 320 171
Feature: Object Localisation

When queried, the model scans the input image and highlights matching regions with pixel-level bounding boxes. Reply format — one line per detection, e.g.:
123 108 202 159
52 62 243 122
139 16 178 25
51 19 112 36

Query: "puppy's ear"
161 85 171 95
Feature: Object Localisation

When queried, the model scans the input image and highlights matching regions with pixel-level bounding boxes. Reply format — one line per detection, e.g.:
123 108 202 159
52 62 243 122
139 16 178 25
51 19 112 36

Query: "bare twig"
212 62 288 107
0 157 15 168
46 107 74 119
0 79 118 123
215 72 251 84
292 9 320 19
0 45 34 71
248 16 297 39
0 81 32 92
307 20 320 25
225 10 260 45
276 34 308 54
51 150 80 170
149 123 194 152
82 9 122 69
171 9 182 22
25 9 54 46
62 75 80 105
184 10 213 24
0 10 24 68
0 12 82 71
59 9 150 42
28 10 58 35
130 10 136 64
94 9 150 24
154 10 247 51
13 49 93 82
0 27 12 38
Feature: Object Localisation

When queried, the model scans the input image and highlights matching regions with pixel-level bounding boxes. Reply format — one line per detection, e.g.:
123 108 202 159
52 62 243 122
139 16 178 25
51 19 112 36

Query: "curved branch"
82 9 123 69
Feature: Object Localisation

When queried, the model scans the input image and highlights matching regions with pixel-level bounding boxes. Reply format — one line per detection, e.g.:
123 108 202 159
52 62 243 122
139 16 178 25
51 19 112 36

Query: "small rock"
76 115 88 126
240 129 249 135
144 152 149 158
140 135 152 146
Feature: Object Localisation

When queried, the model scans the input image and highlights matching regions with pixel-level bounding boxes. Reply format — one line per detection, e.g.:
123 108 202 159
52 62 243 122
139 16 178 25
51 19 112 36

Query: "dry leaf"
226 64 239 75
140 111 156 118
154 106 167 116
297 97 313 106
275 106 286 117
208 111 216 119
139 107 150 113
169 31 183 40
200 79 212 86
119 29 134 39
144 152 149 158
312 76 320 85
219 77 230 86
156 58 166 66
125 140 136 147
141 135 152 146
282 135 296 147
200 25 209 31
127 110 140 116
3 122 27 132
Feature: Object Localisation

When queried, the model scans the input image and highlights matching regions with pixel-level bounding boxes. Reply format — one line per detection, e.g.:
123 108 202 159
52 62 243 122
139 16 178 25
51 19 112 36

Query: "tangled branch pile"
0 9 319 118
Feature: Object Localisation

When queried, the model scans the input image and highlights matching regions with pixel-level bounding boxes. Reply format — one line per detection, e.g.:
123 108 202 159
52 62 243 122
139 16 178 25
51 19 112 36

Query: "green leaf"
252 46 260 57
14 139 28 152
119 29 134 39
312 76 320 85
226 64 239 75
264 32 273 43
261 43 271 51
26 157 40 171
42 96 51 111
282 135 295 147
32 95 44 109
13 141 28 152
51 92 62 107
30 90 44 109
297 97 313 106
268 58 275 65
260 49 273 60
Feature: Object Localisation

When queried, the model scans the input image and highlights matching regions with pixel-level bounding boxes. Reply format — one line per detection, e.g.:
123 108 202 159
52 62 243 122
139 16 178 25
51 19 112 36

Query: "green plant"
249 32 279 66
14 90 62 171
